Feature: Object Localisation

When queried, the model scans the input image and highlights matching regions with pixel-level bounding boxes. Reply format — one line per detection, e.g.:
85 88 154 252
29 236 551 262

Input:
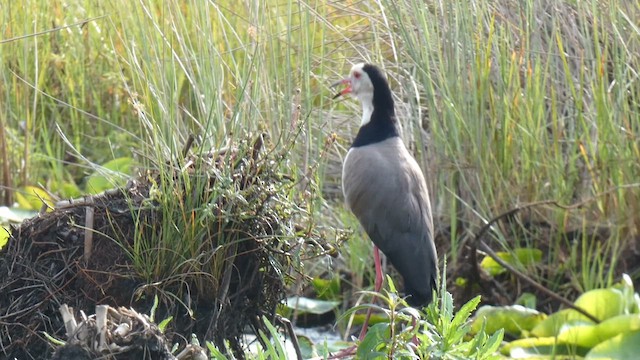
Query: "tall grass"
1 0 423 309
384 0 640 294
2 0 639 323
1 0 351 189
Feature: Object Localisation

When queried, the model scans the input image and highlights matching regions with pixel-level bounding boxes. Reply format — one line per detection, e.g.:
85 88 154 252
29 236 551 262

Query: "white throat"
359 93 374 126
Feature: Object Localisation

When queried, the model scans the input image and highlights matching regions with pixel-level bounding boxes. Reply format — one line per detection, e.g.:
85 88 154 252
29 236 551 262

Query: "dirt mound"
0 135 325 359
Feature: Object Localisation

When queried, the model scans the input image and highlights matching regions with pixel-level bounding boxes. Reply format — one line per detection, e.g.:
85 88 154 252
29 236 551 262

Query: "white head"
333 63 375 126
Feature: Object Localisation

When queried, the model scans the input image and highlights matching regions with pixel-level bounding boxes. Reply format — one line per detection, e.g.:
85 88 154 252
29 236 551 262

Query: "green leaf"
206 341 227 359
449 295 480 342
296 335 318 359
515 292 538 309
0 206 37 223
471 304 546 336
385 274 398 293
50 179 82 199
556 321 600 348
483 329 505 358
586 330 640 359
441 288 455 322
574 288 626 321
457 295 482 320
319 340 355 356
467 319 504 360
311 276 341 300
85 157 134 194
357 322 390 358
593 314 640 344
480 248 543 276
15 186 54 210
259 316 287 359
351 312 388 327
531 309 595 337
556 314 640 350
502 337 590 357
158 316 173 333
285 296 340 315
0 227 10 249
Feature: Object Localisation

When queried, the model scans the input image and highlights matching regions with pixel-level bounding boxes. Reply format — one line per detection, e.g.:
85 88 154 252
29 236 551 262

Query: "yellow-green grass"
386 0 640 294
1 0 639 314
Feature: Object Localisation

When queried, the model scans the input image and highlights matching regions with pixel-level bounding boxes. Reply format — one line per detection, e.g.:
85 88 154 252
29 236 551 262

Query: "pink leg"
329 247 384 358
373 245 383 292
358 246 383 340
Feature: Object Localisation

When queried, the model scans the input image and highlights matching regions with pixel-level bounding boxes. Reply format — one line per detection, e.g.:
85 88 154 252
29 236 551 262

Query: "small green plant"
352 277 425 359
336 273 504 359
418 279 504 360
206 341 229 359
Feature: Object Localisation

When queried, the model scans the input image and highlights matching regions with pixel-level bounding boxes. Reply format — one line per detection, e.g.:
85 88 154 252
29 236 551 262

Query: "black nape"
351 64 400 148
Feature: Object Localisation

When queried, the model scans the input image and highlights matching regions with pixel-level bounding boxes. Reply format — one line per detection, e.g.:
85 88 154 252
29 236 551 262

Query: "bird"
333 63 438 311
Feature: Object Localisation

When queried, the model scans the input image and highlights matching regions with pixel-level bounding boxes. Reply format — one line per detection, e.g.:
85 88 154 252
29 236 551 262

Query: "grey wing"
344 148 437 305
369 162 437 304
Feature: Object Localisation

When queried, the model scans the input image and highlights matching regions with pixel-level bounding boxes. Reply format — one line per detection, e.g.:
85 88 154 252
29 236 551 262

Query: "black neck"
350 64 400 147
351 109 399 147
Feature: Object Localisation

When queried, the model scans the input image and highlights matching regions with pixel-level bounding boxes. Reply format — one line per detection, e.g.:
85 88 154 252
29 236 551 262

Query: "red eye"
354 72 361 79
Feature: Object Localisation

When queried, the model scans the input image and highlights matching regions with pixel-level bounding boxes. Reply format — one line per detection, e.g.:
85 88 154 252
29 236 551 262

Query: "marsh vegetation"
1 0 639 358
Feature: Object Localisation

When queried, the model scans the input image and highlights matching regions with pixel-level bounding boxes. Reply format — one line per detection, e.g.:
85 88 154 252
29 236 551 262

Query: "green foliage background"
1 0 639 357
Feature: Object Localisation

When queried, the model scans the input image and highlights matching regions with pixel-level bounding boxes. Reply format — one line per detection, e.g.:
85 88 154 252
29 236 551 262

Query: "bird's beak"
331 78 352 99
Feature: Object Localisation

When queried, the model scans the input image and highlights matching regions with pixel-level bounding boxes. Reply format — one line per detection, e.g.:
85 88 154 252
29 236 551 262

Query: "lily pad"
502 336 590 358
285 296 340 315
472 304 546 336
0 206 38 223
480 248 543 276
85 157 134 194
593 314 640 344
0 227 9 249
312 276 341 300
586 330 640 359
574 288 625 322
15 186 54 210
531 309 594 338
556 321 600 348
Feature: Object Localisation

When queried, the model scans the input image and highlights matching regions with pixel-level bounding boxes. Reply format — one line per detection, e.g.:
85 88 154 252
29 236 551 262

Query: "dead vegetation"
0 134 332 359
50 304 206 360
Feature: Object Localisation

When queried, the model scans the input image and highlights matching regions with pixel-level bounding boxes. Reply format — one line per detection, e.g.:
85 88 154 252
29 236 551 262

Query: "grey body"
342 137 437 306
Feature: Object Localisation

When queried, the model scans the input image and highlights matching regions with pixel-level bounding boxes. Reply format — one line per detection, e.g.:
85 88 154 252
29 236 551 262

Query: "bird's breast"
342 137 425 216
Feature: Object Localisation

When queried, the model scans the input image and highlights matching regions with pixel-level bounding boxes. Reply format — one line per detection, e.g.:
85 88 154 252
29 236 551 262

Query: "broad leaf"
285 296 340 315
574 288 625 321
531 309 594 337
502 337 590 357
472 304 546 336
0 226 9 249
586 330 640 359
556 322 599 348
480 248 543 276
15 185 54 210
0 206 37 223
85 157 134 194
593 314 640 344
357 322 389 358
312 276 341 300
